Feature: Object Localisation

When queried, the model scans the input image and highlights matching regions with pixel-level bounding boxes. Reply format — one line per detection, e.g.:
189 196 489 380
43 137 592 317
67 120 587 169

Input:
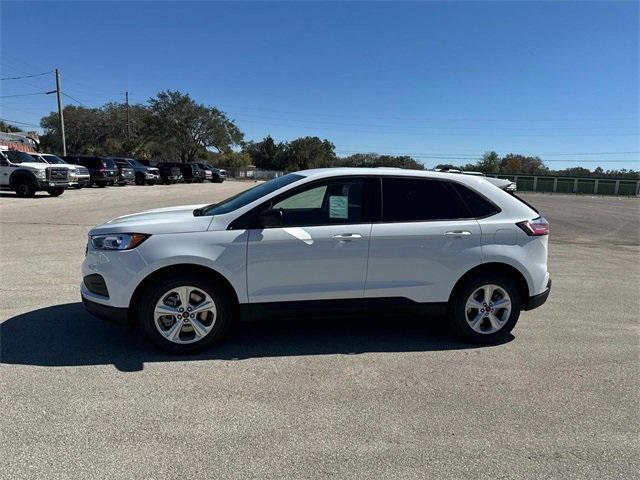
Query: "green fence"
487 174 639 196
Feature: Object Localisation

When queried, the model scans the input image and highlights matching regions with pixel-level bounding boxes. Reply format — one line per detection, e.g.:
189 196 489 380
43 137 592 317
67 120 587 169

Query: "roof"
296 167 490 188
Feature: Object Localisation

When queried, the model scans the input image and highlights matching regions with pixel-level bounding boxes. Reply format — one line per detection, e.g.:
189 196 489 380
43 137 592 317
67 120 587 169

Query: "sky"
1 1 638 170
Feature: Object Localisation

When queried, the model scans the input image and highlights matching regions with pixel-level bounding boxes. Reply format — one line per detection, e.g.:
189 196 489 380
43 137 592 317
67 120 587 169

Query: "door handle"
333 233 363 241
444 231 472 237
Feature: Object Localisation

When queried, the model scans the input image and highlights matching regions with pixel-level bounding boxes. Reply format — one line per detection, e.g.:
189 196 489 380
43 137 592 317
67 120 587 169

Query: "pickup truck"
0 148 70 196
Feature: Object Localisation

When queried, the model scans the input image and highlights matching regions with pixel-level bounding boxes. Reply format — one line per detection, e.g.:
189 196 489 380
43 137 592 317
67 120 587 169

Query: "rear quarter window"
450 183 501 218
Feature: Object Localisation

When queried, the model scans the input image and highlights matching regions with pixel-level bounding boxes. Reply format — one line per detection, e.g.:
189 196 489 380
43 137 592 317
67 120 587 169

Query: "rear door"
246 176 378 303
365 177 482 303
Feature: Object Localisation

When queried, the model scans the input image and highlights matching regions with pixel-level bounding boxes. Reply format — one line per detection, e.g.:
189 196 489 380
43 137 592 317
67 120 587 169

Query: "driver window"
268 178 364 227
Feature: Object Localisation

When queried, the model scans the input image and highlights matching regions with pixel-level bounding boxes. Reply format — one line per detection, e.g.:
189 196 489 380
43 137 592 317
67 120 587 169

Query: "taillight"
517 216 549 236
99 164 105 172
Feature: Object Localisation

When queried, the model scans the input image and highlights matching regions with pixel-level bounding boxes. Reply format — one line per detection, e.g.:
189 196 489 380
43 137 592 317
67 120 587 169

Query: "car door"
365 177 483 304
246 176 378 303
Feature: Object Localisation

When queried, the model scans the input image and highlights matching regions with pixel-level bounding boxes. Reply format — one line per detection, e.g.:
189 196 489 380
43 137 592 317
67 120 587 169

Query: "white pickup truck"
0 148 71 196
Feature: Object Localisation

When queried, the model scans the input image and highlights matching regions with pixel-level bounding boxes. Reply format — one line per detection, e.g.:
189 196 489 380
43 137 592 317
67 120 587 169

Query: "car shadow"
0 192 51 199
0 303 513 372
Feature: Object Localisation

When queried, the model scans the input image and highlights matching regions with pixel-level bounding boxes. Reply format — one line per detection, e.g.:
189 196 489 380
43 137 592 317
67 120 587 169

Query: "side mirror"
258 208 283 228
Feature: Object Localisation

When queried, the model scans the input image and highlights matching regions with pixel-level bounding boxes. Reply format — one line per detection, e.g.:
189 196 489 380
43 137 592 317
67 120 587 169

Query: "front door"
246 177 375 303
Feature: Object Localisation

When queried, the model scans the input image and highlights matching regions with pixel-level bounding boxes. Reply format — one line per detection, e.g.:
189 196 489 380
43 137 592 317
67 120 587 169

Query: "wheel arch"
128 263 240 325
449 262 530 305
9 169 38 187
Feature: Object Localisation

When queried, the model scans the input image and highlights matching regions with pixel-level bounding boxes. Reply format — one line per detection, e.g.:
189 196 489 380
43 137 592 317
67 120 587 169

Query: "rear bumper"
82 295 129 325
523 278 551 311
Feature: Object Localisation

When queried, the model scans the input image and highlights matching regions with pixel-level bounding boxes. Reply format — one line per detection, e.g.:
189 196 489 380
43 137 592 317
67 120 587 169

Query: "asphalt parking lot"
1 183 638 479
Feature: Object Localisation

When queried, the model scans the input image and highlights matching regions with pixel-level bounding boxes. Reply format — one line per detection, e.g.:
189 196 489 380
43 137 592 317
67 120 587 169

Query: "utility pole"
125 91 130 141
55 68 66 156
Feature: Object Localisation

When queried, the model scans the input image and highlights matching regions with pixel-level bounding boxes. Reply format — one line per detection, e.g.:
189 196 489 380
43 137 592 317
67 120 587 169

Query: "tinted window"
201 173 304 216
267 178 365 227
102 158 117 169
4 151 40 164
382 178 469 222
41 155 67 165
451 183 500 218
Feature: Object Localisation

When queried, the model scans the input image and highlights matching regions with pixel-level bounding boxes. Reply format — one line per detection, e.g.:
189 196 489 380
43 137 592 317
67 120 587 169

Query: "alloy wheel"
465 284 512 334
154 286 217 344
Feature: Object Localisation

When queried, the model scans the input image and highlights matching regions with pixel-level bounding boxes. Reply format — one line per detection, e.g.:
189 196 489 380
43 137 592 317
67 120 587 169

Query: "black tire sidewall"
15 179 35 197
450 274 522 344
138 274 233 354
47 188 64 197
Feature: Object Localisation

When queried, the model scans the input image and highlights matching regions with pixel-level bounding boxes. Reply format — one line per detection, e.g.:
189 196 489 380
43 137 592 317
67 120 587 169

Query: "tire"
138 274 234 354
146 180 156 186
97 182 107 188
14 178 36 197
185 178 193 184
47 187 65 197
449 274 521 344
135 174 145 186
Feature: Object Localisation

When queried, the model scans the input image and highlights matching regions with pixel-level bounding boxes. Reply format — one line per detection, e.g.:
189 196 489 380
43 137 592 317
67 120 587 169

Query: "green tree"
476 151 501 173
0 120 22 133
243 136 287 170
280 136 336 170
145 90 243 162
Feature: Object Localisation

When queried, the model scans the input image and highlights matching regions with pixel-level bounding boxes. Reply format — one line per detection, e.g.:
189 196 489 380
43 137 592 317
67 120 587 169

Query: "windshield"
41 154 67 164
200 173 304 216
127 159 142 167
3 151 43 164
103 158 117 169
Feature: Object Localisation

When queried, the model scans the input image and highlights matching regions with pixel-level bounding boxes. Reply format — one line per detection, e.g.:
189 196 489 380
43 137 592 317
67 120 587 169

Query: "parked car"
30 153 90 189
177 163 205 184
211 167 226 183
112 161 135 186
0 148 70 196
155 162 183 185
192 162 214 182
81 168 551 353
107 157 159 186
64 155 118 187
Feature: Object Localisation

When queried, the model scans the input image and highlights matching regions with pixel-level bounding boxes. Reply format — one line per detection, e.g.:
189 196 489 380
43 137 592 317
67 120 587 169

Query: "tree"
476 151 501 173
501 153 547 175
280 136 336 171
0 120 22 133
243 136 287 170
145 90 243 162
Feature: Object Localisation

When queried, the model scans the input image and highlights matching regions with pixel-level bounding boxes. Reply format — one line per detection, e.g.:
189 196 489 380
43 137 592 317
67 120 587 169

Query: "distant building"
0 131 39 153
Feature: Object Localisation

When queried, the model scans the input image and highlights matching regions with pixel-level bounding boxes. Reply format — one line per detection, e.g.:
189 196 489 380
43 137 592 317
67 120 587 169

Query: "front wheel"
138 275 233 353
14 178 36 197
449 275 521 344
47 187 65 197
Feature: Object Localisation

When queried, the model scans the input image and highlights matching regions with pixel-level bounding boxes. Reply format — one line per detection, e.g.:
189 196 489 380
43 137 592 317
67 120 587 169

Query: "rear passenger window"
451 183 500 218
382 178 469 222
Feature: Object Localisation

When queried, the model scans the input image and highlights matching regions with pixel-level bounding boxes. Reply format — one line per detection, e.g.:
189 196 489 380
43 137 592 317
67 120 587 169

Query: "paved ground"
1 184 638 479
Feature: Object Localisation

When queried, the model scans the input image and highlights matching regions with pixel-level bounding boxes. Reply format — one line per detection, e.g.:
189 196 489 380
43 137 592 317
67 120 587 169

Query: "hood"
17 162 49 170
90 204 213 236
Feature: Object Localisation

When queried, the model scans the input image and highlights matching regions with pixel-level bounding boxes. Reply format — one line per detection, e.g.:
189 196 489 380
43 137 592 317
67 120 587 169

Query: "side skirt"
238 298 448 322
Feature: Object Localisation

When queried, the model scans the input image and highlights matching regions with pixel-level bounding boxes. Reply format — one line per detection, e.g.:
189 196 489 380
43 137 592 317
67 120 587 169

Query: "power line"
62 92 88 107
0 117 41 128
0 71 53 81
0 92 51 99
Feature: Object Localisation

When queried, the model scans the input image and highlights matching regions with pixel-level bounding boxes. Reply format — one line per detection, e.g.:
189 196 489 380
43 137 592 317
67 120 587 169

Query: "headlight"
35 169 46 179
90 233 149 251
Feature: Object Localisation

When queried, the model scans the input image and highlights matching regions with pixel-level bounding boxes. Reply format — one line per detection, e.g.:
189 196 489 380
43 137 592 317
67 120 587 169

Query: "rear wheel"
449 275 521 344
138 274 233 354
135 174 145 186
14 178 36 197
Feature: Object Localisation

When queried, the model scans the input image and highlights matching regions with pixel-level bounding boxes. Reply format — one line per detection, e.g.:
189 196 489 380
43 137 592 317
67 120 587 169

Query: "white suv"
81 168 551 353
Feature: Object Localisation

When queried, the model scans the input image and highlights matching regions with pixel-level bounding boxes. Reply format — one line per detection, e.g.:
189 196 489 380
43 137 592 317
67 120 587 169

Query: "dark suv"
155 162 183 184
64 155 119 187
178 163 205 183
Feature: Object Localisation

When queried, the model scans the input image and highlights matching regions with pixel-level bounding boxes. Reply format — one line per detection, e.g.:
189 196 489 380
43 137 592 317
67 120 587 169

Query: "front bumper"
37 179 71 189
523 278 551 311
82 295 129 325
